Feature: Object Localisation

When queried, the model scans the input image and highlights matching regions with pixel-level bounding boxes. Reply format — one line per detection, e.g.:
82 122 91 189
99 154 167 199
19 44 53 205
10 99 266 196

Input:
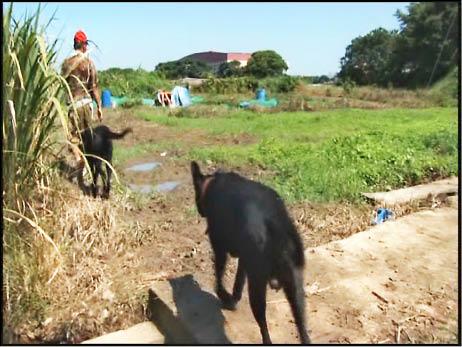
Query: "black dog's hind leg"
91 161 102 198
248 272 272 344
282 267 310 344
102 162 112 199
213 247 236 310
232 259 246 303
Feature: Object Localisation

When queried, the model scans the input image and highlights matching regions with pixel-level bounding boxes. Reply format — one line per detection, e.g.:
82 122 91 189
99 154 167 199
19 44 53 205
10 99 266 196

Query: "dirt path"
174 207 458 344
86 204 458 344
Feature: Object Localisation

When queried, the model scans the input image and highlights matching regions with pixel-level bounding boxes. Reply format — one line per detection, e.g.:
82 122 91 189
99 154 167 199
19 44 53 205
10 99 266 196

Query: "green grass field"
126 107 458 203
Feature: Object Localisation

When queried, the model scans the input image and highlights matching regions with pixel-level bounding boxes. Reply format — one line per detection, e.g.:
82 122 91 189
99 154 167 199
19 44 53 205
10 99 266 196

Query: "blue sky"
5 2 410 76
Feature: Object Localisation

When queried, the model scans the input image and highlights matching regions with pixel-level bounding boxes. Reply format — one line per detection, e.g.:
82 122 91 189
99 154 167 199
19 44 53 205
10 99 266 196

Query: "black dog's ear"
191 161 203 181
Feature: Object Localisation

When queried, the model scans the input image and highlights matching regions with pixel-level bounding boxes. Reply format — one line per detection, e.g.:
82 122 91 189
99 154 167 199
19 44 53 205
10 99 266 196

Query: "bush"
427 67 458 107
196 76 299 94
99 68 172 98
196 77 259 94
342 79 356 95
269 75 299 93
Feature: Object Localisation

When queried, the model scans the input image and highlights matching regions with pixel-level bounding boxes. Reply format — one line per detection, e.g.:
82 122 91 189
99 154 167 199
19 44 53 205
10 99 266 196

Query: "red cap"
74 30 88 43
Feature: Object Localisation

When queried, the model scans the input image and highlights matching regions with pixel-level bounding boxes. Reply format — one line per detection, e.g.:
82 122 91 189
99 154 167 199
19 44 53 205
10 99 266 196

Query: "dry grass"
4 163 455 344
294 84 441 109
292 196 452 249
3 174 155 344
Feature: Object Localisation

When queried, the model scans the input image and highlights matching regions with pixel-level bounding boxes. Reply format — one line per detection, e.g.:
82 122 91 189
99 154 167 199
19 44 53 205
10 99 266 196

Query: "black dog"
191 161 310 344
79 125 132 198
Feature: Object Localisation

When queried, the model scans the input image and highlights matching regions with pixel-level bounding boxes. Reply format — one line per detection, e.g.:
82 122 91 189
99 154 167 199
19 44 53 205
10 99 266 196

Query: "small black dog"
191 161 310 344
79 125 132 198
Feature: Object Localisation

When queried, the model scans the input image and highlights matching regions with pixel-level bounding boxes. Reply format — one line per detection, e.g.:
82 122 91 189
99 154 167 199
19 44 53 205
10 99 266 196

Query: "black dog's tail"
287 222 305 268
105 127 133 140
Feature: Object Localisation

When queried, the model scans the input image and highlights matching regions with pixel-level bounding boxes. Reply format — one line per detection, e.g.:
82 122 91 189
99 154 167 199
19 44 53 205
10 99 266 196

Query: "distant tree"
338 28 398 86
245 50 288 78
217 60 242 78
155 61 179 78
312 75 330 84
337 2 459 88
155 59 212 79
392 2 459 87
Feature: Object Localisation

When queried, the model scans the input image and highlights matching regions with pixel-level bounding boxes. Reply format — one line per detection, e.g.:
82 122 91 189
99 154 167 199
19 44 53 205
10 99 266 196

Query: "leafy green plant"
99 68 173 98
341 79 356 95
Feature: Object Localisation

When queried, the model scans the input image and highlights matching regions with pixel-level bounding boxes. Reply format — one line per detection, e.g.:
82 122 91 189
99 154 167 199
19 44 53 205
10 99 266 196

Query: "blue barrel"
256 88 266 101
102 89 112 108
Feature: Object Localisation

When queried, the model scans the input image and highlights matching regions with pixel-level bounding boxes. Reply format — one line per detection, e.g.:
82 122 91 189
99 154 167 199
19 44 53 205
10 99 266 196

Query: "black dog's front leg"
214 247 237 310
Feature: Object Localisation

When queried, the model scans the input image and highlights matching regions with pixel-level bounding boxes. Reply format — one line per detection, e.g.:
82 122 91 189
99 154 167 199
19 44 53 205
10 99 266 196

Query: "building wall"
227 53 252 67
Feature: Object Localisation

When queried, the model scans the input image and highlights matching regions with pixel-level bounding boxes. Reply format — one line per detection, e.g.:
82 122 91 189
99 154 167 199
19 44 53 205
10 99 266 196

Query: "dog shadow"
148 274 231 344
55 158 92 196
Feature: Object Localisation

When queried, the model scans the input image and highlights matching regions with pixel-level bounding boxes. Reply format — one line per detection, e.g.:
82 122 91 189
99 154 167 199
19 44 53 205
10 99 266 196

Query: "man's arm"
89 60 103 121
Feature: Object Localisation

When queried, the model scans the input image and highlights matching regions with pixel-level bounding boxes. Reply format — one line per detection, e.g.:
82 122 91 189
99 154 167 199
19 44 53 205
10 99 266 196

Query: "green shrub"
196 76 299 94
99 68 173 98
342 79 356 95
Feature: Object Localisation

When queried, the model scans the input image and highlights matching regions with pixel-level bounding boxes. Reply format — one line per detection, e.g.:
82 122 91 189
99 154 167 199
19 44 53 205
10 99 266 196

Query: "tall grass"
2 8 142 342
2 4 70 340
3 4 68 210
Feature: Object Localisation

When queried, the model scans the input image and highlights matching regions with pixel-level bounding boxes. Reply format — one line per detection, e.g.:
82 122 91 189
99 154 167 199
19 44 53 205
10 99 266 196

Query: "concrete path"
362 176 458 205
82 321 164 344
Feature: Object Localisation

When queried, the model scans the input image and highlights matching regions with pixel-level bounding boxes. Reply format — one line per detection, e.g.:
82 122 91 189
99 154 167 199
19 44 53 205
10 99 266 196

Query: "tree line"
102 2 459 90
155 50 289 79
337 2 459 88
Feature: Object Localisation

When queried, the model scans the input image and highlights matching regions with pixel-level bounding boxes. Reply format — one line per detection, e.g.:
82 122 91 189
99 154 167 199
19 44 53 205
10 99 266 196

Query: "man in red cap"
61 30 103 183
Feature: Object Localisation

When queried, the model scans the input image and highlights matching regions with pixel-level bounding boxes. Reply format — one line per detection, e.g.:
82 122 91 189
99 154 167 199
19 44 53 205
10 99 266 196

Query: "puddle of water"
128 181 182 194
128 183 154 194
155 181 181 193
126 162 161 172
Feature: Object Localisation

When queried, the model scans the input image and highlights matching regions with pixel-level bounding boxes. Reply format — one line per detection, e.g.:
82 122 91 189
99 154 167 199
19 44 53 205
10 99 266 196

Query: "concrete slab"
303 207 458 343
148 275 230 344
362 176 458 205
148 272 300 344
81 321 164 344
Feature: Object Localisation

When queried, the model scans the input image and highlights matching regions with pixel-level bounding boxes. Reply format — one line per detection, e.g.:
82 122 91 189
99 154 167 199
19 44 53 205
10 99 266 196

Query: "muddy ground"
11 109 458 344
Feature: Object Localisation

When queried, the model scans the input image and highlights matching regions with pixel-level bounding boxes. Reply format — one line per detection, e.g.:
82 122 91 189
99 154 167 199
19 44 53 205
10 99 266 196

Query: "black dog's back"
191 162 310 343
81 125 132 161
205 172 304 268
